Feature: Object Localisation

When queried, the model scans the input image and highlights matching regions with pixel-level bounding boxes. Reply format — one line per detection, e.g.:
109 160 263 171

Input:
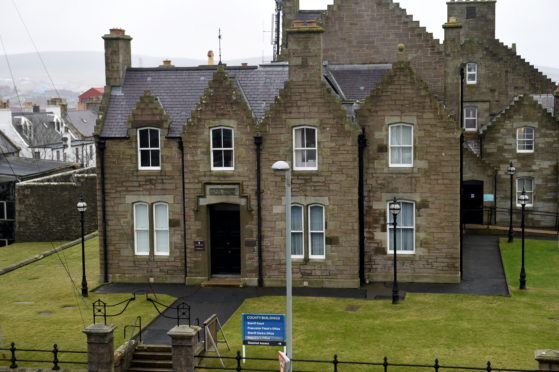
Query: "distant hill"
0 51 555 97
0 51 270 93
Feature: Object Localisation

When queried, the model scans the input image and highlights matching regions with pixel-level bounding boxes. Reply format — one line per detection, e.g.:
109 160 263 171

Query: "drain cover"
345 305 361 312
13 301 34 304
38 312 51 316
549 318 559 322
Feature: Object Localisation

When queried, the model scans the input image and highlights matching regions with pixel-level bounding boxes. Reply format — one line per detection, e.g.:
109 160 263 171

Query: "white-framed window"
466 62 477 84
291 204 304 258
293 127 318 170
154 203 170 255
389 124 413 167
516 178 534 207
516 127 534 153
138 128 161 170
464 107 477 131
308 205 325 259
210 127 234 170
134 203 150 255
387 200 415 254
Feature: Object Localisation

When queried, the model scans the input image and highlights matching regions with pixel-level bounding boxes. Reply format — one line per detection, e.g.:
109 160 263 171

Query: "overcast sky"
0 0 558 68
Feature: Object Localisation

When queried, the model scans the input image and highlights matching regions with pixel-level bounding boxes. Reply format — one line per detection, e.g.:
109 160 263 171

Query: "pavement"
94 234 515 344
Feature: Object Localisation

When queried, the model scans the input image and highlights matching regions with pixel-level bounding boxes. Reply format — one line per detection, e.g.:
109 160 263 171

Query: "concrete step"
135 344 172 352
130 359 172 369
133 350 172 360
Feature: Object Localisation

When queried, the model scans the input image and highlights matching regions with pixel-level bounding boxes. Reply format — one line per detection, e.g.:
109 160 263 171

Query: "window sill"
386 251 415 255
138 170 162 176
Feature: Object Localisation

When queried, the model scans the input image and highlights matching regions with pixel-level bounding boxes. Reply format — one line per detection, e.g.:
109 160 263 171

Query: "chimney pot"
207 50 215 66
448 16 457 23
110 28 125 35
512 43 517 52
163 59 171 66
241 63 248 67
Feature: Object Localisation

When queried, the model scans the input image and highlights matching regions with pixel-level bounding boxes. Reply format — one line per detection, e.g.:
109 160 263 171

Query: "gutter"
98 138 109 283
358 129 367 284
178 138 188 281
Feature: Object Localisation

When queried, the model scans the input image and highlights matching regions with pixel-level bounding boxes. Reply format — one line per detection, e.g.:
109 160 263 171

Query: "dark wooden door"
463 180 484 225
210 204 241 275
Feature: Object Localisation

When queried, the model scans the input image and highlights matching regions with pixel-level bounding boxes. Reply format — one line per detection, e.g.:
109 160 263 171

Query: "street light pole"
77 196 88 297
519 189 528 290
389 198 401 305
507 162 516 243
272 161 292 367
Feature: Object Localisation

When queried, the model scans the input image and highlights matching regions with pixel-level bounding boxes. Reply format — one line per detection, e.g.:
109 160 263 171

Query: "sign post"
242 314 286 363
278 351 290 372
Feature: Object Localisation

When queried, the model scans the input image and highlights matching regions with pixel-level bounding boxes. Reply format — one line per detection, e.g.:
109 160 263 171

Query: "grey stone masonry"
102 28 131 87
167 325 201 372
535 350 559 371
83 323 117 372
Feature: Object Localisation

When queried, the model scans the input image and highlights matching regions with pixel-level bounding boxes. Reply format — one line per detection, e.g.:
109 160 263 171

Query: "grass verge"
0 241 68 269
0 237 175 366
213 239 559 370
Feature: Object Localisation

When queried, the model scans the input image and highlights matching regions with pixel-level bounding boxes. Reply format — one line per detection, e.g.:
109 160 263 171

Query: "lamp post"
77 196 88 297
507 162 516 243
272 161 292 367
389 198 401 305
519 189 528 290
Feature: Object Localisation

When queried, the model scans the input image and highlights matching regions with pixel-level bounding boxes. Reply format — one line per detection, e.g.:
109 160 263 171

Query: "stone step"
201 278 243 287
127 368 172 372
130 359 172 369
135 344 172 353
133 350 173 360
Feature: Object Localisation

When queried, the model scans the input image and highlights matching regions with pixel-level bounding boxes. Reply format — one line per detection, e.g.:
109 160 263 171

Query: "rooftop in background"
66 109 97 137
0 157 75 181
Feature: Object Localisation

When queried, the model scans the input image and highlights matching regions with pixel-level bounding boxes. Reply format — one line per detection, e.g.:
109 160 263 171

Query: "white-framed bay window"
516 178 534 207
389 124 413 167
516 127 534 153
134 203 150 255
211 127 234 170
291 204 304 258
387 200 415 254
293 126 317 170
138 128 161 170
308 205 325 259
154 203 170 255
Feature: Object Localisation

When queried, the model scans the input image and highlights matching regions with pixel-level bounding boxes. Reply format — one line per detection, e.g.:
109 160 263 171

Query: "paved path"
94 235 510 344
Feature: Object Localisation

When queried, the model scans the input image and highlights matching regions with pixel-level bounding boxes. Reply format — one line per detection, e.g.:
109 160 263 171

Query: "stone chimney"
160 59 174 67
447 0 496 42
102 28 132 87
47 98 67 119
287 22 324 83
0 99 9 109
207 50 215 66
554 84 559 119
281 0 300 56
32 104 40 113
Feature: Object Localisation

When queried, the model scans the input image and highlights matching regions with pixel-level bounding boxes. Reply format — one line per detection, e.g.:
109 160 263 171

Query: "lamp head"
77 196 87 213
507 161 516 176
389 197 401 216
272 160 290 171
519 189 529 206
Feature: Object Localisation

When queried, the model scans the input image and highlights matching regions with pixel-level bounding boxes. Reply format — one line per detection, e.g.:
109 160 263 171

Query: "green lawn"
0 241 68 269
215 238 559 370
0 237 175 366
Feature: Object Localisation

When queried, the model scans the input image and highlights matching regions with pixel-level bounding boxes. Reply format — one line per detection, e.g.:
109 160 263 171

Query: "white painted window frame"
516 178 534 207
134 202 150 255
388 124 414 168
308 204 326 259
153 202 170 256
516 127 535 153
290 204 305 259
137 128 161 170
386 200 416 254
293 126 318 171
466 62 477 84
464 107 478 131
210 127 235 171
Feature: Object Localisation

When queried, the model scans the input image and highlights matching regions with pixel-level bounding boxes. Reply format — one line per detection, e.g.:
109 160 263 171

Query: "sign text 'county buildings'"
242 313 286 346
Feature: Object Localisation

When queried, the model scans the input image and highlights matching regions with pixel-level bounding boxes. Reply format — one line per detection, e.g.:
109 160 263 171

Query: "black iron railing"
146 296 191 326
92 295 136 325
123 315 142 343
464 206 559 231
0 343 87 369
195 352 538 372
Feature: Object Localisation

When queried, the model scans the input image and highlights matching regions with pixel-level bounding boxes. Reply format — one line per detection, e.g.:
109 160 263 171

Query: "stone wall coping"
18 166 96 185
167 325 200 337
83 323 117 335
535 349 559 362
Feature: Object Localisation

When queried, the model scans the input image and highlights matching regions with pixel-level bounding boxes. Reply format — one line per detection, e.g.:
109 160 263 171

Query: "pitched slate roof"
326 64 391 100
102 65 289 138
101 63 393 138
0 130 19 155
531 94 555 117
0 156 73 180
67 109 97 137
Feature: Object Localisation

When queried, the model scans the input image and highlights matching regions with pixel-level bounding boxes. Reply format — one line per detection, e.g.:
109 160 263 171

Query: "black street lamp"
389 198 401 305
507 162 516 243
519 189 528 290
77 197 88 297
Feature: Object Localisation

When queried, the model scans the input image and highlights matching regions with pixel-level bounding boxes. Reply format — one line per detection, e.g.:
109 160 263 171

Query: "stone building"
95 0 557 287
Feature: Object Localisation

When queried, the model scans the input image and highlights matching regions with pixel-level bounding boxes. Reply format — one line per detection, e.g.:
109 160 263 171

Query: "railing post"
52 344 61 370
9 342 17 369
83 323 117 372
486 361 492 371
333 354 338 372
434 358 440 372
236 350 242 372
168 325 201 372
535 350 559 371
383 356 388 372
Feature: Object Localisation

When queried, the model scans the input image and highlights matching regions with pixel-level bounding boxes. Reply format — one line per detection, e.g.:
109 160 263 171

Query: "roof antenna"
218 28 223 65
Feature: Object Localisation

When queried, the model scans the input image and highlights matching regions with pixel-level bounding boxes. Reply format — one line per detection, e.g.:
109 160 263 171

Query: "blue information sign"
242 313 286 346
